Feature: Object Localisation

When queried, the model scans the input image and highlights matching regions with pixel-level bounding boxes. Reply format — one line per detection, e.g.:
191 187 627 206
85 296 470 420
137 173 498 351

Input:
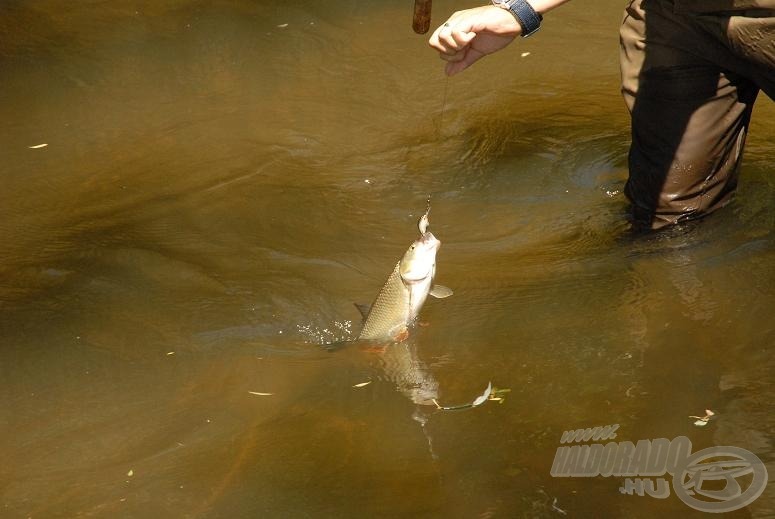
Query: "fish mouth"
419 231 440 249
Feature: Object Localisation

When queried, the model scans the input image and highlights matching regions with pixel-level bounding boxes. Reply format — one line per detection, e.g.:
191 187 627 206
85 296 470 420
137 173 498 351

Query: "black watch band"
507 0 542 37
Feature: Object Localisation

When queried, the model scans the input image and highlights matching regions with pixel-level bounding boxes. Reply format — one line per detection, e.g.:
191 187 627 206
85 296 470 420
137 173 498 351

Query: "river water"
1 1 774 517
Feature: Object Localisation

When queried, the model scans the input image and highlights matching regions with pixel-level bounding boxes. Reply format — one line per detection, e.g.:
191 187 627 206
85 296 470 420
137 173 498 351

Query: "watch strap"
507 0 542 37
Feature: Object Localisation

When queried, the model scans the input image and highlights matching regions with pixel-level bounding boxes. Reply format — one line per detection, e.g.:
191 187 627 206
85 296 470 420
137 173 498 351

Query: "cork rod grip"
412 0 432 34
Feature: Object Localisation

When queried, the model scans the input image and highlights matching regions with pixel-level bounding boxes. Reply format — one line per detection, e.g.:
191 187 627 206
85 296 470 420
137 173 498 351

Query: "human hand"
428 6 521 76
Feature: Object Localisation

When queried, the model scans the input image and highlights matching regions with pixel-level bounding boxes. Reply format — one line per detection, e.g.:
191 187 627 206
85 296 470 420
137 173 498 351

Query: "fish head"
399 231 440 284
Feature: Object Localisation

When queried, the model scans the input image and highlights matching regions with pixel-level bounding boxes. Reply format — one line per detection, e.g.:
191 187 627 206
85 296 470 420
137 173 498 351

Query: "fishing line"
420 75 450 221
436 75 450 139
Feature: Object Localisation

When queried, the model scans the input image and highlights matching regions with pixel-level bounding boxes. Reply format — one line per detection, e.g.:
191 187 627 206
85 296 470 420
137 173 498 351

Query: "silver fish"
357 215 452 342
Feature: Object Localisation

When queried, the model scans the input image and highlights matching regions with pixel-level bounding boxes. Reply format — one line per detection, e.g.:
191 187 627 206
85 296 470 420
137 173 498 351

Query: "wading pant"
620 0 775 229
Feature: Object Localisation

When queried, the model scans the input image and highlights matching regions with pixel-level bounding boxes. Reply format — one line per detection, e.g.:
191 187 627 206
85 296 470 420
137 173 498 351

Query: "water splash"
296 319 354 345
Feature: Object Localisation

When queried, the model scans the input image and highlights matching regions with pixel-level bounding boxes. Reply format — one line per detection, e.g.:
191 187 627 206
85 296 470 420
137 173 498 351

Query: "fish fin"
393 326 410 343
320 340 352 353
359 342 388 354
354 303 371 321
429 285 453 298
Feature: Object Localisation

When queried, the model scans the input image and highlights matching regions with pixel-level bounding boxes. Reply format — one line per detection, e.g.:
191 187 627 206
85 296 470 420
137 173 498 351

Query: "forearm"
530 0 573 15
503 0 574 36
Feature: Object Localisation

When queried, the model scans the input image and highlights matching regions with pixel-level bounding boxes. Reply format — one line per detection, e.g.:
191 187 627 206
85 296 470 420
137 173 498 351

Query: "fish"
356 207 452 342
376 340 439 405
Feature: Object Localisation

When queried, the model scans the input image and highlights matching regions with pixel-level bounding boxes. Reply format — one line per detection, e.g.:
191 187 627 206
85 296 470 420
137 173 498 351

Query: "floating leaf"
127 469 133 477
552 497 567 515
352 381 372 388
248 391 273 396
28 143 48 149
431 399 469 411
471 382 492 407
689 409 715 427
489 387 511 404
432 381 504 411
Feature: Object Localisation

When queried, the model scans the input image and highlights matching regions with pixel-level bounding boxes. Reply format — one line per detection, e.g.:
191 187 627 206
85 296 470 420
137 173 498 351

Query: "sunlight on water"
296 319 355 345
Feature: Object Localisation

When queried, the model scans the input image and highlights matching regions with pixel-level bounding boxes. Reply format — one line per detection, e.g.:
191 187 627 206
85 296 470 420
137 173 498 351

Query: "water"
1 1 774 517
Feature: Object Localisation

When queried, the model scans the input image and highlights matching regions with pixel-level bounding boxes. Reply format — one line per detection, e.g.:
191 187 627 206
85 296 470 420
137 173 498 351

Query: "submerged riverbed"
1 1 774 517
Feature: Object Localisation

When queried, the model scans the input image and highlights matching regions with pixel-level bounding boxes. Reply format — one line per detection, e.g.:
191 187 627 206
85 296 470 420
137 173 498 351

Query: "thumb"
459 31 476 44
446 47 485 76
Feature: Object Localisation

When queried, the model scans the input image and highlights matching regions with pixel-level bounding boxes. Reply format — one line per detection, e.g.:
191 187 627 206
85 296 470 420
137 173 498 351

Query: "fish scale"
358 261 424 340
358 261 412 341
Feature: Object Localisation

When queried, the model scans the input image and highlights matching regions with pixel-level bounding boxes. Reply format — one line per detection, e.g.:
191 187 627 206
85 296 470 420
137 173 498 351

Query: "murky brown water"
2 1 774 517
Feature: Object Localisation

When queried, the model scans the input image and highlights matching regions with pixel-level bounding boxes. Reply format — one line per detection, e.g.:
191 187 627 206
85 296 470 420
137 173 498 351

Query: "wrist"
483 5 524 37
492 0 543 37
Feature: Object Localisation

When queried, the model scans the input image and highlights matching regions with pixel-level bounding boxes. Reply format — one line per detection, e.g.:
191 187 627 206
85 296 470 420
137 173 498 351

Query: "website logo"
550 424 768 513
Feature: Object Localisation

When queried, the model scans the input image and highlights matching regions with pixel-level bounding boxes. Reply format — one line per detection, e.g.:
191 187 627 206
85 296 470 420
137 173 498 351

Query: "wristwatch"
491 0 543 37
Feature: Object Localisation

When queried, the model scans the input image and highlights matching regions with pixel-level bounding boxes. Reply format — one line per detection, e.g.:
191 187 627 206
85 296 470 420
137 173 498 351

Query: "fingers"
428 6 520 75
429 22 476 59
440 25 475 54
445 48 485 76
429 22 476 76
